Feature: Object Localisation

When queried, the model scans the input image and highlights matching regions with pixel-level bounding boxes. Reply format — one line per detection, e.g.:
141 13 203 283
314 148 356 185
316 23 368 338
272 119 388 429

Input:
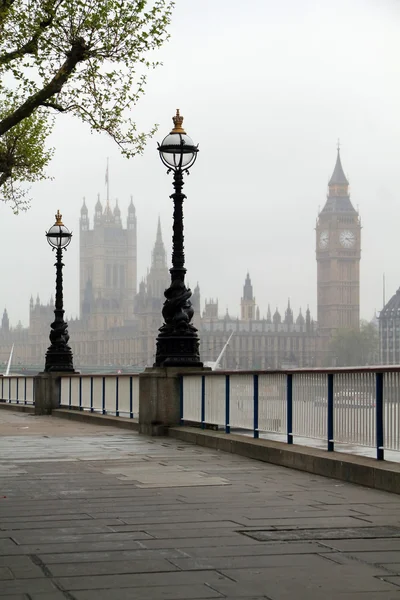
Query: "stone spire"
80 197 88 215
296 307 305 326
94 193 102 224
80 197 89 230
114 199 121 217
329 146 349 186
241 273 256 320
266 303 272 324
127 196 136 229
113 199 121 225
306 305 311 331
243 272 253 301
2 308 9 332
273 307 281 324
284 298 293 325
321 146 356 214
151 217 167 269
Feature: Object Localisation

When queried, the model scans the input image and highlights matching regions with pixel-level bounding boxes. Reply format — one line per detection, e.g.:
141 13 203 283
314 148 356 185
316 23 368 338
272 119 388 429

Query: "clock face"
339 230 356 248
319 230 329 249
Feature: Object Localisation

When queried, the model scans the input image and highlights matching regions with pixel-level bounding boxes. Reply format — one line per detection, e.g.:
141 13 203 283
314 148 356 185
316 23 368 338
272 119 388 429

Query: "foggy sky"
1 0 400 327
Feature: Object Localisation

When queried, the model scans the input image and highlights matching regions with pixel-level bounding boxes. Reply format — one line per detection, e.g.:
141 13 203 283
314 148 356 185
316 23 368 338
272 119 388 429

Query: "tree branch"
0 37 89 136
0 36 40 65
0 2 60 66
40 101 67 112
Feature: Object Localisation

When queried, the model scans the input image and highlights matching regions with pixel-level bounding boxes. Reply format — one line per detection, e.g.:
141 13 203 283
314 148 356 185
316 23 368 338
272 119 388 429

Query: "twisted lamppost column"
154 110 202 367
44 211 75 373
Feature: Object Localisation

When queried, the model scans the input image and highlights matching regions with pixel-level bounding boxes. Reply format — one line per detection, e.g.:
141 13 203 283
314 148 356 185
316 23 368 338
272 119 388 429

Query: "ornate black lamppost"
44 210 75 372
154 110 203 367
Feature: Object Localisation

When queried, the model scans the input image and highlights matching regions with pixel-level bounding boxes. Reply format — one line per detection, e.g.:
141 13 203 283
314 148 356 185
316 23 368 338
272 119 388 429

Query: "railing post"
8 378 11 403
16 378 19 404
253 374 259 439
90 377 94 413
225 375 230 434
287 374 293 444
102 376 106 415
327 373 334 452
179 375 184 424
79 377 82 411
115 376 119 417
24 378 27 405
129 376 133 419
201 375 205 429
68 377 72 409
376 371 384 461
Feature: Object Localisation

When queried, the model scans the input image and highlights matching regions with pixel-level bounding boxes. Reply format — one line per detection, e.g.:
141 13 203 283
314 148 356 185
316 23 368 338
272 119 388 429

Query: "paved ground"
2 412 400 599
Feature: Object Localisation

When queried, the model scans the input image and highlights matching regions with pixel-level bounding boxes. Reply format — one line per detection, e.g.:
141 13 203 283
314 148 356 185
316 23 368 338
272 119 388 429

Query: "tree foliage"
0 0 174 211
329 320 379 367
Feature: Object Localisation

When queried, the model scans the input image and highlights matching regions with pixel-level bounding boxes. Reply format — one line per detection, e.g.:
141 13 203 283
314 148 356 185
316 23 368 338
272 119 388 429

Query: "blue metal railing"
180 369 400 462
60 373 140 418
0 376 35 405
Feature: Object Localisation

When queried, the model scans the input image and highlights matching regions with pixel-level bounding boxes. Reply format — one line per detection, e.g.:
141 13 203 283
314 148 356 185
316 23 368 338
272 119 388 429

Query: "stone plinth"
139 367 209 436
34 372 62 415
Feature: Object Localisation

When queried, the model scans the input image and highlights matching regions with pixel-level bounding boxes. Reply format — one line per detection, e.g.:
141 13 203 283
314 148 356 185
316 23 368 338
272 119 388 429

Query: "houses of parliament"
0 150 362 371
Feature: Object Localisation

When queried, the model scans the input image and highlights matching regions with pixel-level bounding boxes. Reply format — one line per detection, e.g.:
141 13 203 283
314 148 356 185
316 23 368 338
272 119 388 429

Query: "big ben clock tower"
316 147 361 344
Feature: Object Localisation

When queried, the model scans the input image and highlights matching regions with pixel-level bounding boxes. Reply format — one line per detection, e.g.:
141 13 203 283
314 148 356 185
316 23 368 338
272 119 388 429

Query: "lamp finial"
55 210 63 226
170 109 186 134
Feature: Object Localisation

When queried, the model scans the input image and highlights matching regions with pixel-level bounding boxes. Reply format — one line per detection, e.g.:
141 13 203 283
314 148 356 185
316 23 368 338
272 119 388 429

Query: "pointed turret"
156 216 162 243
2 308 9 332
113 199 121 217
284 298 293 325
113 199 121 226
273 307 281 325
151 218 167 269
127 196 136 230
321 146 355 214
329 147 349 186
80 197 88 215
243 272 253 301
306 305 311 332
94 193 102 224
266 304 272 324
296 308 305 326
256 306 260 320
80 197 89 230
241 273 256 320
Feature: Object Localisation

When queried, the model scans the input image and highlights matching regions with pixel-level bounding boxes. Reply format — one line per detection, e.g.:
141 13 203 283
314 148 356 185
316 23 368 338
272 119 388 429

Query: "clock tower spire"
316 147 361 351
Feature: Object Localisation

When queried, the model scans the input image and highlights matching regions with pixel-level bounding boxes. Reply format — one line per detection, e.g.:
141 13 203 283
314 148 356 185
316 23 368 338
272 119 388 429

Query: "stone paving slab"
2 411 400 599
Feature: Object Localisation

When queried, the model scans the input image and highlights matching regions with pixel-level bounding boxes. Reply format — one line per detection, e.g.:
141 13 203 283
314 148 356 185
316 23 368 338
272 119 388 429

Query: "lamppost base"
44 348 75 373
154 334 203 368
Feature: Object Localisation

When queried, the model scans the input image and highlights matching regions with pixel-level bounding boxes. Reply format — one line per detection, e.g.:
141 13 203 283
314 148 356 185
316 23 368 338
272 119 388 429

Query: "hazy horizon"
1 0 399 328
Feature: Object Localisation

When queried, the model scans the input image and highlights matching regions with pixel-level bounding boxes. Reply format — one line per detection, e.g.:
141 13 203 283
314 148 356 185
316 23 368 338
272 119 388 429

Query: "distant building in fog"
0 150 362 370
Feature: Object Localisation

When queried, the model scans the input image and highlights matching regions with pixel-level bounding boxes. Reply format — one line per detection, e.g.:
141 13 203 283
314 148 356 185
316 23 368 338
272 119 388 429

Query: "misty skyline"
0 0 399 327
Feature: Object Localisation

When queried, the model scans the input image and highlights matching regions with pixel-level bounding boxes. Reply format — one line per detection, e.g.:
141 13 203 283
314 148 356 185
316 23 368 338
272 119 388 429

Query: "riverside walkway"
1 411 400 599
